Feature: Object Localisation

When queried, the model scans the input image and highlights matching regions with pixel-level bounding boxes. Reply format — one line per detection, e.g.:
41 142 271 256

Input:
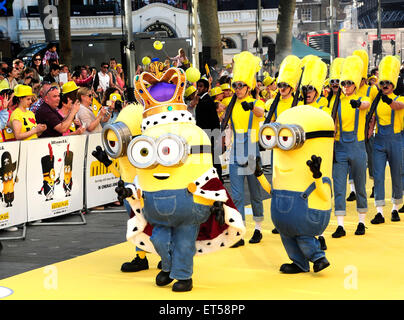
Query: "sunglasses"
277 82 290 89
302 85 315 92
330 79 339 85
379 81 393 87
45 86 59 96
87 94 93 98
341 80 354 87
102 66 109 69
231 82 247 90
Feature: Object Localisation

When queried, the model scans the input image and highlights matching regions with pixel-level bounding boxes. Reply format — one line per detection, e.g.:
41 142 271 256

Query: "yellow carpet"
1 170 403 300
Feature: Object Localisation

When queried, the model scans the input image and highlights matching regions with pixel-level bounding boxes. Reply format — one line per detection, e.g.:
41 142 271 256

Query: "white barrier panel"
24 135 86 222
0 141 28 230
85 133 120 209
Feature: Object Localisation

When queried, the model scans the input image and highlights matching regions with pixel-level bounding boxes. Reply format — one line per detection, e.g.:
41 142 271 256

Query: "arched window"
253 36 275 48
221 37 237 49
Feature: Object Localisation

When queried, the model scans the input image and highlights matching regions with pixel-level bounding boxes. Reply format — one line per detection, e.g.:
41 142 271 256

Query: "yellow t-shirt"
221 96 232 107
358 84 378 103
265 95 294 121
335 93 370 142
298 96 331 116
9 108 38 140
230 96 265 143
375 93 404 134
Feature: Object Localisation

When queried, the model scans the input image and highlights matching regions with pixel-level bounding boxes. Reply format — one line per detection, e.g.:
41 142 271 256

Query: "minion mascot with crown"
111 62 245 292
63 144 73 197
0 151 18 207
258 105 334 273
38 143 59 201
93 102 160 272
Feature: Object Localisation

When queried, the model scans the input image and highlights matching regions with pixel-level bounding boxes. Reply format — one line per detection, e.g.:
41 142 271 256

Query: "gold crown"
134 67 188 119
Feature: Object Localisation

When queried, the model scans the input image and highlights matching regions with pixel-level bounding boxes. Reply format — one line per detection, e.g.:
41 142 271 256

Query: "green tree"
274 0 296 68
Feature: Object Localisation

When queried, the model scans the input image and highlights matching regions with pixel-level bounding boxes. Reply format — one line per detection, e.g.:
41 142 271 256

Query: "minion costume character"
63 144 73 197
94 103 159 272
331 55 371 238
227 51 266 246
38 143 59 201
0 152 17 207
369 56 404 224
258 106 334 273
327 57 345 111
115 64 245 291
297 56 328 111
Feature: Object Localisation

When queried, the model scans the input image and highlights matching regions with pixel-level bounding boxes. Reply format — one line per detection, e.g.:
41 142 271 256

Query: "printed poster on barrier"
0 141 28 230
24 135 86 222
85 133 120 209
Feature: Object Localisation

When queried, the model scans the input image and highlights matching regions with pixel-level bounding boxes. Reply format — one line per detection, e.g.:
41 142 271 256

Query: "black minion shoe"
156 270 173 287
318 236 327 250
371 212 385 224
280 263 305 274
346 191 356 201
313 257 330 273
391 210 400 222
172 279 193 292
121 254 149 272
249 229 263 244
331 226 346 238
354 222 366 235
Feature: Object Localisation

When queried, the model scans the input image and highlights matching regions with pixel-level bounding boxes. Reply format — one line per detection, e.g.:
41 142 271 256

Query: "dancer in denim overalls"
369 55 404 224
331 55 371 238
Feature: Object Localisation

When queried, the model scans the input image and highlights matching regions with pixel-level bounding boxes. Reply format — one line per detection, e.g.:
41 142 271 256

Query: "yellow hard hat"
277 55 302 91
62 81 79 95
232 51 262 89
352 49 369 79
367 75 377 82
263 76 274 87
210 87 223 97
329 57 345 81
301 57 327 95
340 55 363 91
109 93 122 102
225 63 232 69
379 55 400 89
14 84 36 97
324 78 330 87
185 85 196 98
220 83 231 91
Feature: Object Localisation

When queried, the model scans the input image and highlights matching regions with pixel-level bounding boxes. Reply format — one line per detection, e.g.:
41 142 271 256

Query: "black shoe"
280 263 305 274
318 236 327 250
370 212 385 224
354 222 366 235
346 191 356 201
399 205 404 213
121 255 149 272
370 186 374 198
332 226 346 238
230 238 245 248
157 260 162 269
249 229 263 244
313 257 330 273
272 228 279 234
172 279 193 292
156 271 173 286
391 210 401 222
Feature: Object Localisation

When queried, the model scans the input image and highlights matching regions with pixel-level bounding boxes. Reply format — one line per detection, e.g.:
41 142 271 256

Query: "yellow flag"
205 64 210 77
91 98 102 117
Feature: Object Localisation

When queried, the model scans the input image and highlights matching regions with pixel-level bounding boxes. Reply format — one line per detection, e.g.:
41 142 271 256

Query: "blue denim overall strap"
366 85 371 97
271 177 332 237
375 96 398 136
338 98 360 143
231 100 257 166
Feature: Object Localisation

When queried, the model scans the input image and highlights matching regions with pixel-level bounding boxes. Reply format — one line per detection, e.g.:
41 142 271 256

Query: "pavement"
0 170 272 280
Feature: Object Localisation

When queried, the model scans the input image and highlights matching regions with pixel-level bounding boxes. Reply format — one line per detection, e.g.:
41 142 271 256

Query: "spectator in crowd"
72 66 96 88
35 84 80 138
0 89 14 138
0 61 8 70
43 64 60 84
115 63 125 90
94 62 111 100
42 43 59 67
184 85 198 116
30 82 52 114
0 88 17 143
13 59 25 73
75 87 108 133
10 85 46 141
168 48 190 70
30 54 45 78
100 87 123 126
58 82 85 136
58 64 70 85
2 66 19 90
107 58 124 95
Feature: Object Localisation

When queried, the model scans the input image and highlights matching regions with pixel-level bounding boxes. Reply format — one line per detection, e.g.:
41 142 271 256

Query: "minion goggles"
259 123 334 151
102 122 211 168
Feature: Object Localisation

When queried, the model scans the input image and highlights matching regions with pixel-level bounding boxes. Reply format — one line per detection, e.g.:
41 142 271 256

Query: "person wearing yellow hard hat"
184 85 197 116
58 81 85 136
227 51 266 247
210 86 227 120
367 56 404 224
10 85 46 140
331 55 371 239
322 78 331 98
262 75 277 99
368 75 378 87
219 83 233 106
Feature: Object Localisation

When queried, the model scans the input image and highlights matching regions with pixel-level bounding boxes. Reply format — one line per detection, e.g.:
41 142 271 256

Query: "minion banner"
85 133 120 209
0 141 28 230
23 135 86 222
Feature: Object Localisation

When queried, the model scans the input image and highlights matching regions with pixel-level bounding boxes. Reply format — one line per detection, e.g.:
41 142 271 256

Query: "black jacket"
195 92 220 131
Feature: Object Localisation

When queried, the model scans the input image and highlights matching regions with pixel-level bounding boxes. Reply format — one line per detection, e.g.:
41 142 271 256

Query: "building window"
301 8 312 22
221 37 237 49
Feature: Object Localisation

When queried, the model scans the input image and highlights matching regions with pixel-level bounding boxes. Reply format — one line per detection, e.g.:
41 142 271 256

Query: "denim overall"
333 101 368 215
373 96 403 206
271 177 332 272
143 188 211 280
229 103 264 223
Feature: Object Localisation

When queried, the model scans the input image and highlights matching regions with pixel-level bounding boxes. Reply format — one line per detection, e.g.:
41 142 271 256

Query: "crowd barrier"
0 132 272 240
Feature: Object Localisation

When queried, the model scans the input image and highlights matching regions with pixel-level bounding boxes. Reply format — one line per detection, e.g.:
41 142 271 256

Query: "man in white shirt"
96 62 110 100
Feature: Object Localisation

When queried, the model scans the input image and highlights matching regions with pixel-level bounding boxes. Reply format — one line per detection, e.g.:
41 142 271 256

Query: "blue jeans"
143 188 210 280
333 140 368 215
348 135 375 183
271 181 331 272
373 129 403 206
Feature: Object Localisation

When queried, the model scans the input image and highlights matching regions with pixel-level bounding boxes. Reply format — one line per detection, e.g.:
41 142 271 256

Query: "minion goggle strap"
127 133 211 169
259 123 334 151
102 122 133 158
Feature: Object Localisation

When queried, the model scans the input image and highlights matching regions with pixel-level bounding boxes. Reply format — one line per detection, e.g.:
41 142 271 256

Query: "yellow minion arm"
257 173 271 194
314 178 330 202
